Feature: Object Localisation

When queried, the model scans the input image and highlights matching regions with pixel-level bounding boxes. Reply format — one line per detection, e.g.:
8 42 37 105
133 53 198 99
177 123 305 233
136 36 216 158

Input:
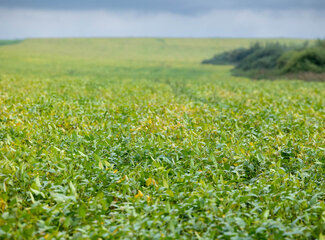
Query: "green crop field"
0 38 324 239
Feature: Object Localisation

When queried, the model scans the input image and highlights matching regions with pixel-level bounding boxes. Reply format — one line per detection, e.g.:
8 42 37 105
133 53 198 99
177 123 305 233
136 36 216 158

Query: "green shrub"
203 40 325 80
235 43 288 71
315 39 325 48
0 40 22 46
202 43 261 65
279 47 325 73
231 43 292 78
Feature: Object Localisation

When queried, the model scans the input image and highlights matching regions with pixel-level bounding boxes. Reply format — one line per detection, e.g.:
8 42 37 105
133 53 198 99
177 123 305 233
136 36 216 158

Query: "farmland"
0 38 324 239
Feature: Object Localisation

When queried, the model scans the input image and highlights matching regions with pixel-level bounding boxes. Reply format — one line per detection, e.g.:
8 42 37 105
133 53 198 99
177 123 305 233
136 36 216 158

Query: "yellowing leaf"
135 190 144 199
35 176 42 189
112 228 119 234
104 160 110 168
166 189 174 197
98 161 104 170
146 178 152 186
153 179 158 186
29 192 35 204
162 178 169 188
0 199 7 211
117 175 128 183
146 177 158 187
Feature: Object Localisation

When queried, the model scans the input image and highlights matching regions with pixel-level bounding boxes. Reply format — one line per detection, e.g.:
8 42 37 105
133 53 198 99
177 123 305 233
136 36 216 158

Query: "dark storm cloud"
1 0 324 14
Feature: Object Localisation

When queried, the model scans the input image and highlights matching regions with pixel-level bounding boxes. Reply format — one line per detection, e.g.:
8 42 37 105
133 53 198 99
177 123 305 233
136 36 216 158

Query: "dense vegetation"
0 38 324 239
202 40 325 80
0 40 22 46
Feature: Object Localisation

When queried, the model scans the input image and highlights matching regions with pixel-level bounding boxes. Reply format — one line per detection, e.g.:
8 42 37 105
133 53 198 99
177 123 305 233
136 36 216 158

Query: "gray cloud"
0 8 324 39
0 0 325 14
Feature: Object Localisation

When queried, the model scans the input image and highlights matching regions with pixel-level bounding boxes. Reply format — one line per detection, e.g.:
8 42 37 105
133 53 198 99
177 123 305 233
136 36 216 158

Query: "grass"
0 38 324 239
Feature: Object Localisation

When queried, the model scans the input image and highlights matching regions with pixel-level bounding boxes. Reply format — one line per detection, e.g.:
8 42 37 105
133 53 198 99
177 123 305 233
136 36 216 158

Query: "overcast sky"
0 0 324 39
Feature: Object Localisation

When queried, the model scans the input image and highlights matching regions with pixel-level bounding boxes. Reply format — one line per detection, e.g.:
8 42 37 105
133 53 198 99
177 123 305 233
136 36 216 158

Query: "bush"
202 43 261 65
235 43 289 71
0 40 22 46
202 40 325 80
279 43 325 73
231 43 292 78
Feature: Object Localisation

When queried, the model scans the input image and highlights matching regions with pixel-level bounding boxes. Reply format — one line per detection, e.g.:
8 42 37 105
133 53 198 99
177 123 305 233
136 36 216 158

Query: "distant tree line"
202 40 325 81
0 40 22 46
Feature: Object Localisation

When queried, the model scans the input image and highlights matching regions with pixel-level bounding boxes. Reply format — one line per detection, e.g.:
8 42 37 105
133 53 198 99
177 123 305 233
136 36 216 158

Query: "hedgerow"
203 40 325 81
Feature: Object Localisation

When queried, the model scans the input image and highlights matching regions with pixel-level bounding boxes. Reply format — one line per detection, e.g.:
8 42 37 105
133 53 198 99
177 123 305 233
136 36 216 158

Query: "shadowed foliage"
0 40 23 46
203 40 325 81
